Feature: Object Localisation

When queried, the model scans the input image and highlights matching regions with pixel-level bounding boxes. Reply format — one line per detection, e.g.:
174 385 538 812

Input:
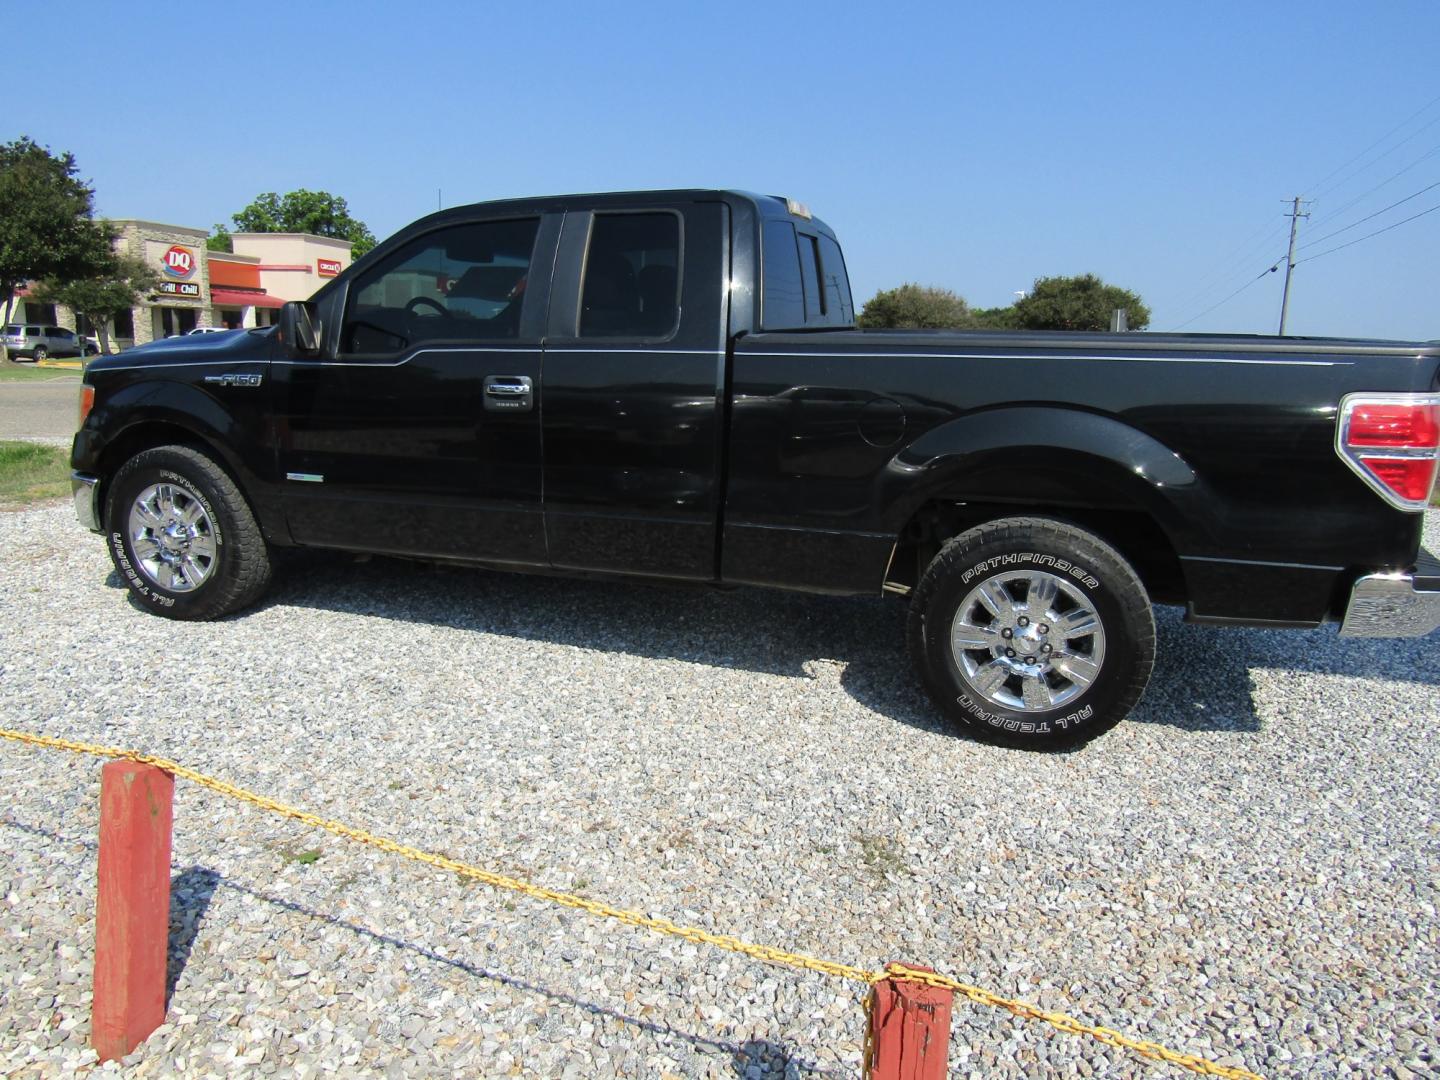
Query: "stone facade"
112 221 213 347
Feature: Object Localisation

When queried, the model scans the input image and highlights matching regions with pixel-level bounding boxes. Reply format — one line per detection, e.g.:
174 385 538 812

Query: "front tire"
907 517 1155 749
105 445 272 620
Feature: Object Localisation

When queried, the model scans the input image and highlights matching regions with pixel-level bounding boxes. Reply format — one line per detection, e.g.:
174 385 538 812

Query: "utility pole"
1278 196 1310 336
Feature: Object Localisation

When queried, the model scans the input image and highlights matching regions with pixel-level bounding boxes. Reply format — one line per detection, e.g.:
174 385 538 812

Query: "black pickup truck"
71 189 1440 747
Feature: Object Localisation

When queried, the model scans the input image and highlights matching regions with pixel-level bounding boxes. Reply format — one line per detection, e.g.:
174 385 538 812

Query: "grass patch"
0 441 69 507
279 847 322 866
0 363 82 382
854 832 911 884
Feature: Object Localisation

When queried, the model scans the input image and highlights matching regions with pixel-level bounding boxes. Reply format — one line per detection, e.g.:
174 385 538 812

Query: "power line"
1176 190 1440 331
1168 264 1278 332
1298 178 1440 251
1306 142 1440 231
1169 218 1291 318
1171 94 1440 334
1307 91 1440 198
1297 202 1440 264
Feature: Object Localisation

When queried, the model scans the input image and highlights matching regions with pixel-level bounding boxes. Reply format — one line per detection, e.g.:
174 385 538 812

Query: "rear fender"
877 406 1210 549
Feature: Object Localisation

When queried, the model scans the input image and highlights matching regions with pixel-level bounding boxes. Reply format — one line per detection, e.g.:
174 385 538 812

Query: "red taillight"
1357 456 1438 503
78 385 94 429
1337 393 1440 510
1346 402 1440 448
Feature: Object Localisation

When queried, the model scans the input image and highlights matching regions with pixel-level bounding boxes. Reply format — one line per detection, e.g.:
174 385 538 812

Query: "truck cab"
271 190 852 581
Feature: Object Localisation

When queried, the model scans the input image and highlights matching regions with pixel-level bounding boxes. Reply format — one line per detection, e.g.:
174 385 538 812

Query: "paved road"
0 377 82 441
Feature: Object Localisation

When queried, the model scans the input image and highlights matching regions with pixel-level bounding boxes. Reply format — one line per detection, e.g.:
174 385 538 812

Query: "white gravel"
2 499 1437 1078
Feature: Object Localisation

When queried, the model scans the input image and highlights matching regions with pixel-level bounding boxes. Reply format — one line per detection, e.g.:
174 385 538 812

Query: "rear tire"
105 445 272 620
907 517 1155 749
31 345 46 362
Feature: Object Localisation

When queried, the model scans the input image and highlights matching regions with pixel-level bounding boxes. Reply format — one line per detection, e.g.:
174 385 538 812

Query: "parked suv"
3 324 98 361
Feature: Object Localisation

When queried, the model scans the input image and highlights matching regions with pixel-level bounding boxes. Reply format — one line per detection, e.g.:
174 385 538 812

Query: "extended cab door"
541 200 729 580
273 214 558 565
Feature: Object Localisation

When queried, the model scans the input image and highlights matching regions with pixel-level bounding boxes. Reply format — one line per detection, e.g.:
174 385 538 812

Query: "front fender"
876 406 1213 549
74 371 285 543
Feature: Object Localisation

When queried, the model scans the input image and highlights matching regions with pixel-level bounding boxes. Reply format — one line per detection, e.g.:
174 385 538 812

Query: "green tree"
0 137 113 362
856 283 975 329
34 253 160 355
1009 274 1150 332
970 305 1021 330
213 189 377 259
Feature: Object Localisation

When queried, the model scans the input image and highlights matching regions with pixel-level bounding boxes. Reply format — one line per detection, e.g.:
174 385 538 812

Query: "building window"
157 307 198 338
113 310 135 339
24 301 57 324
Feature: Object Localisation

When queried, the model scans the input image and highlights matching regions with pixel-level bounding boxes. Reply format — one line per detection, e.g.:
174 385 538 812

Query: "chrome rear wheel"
950 570 1107 713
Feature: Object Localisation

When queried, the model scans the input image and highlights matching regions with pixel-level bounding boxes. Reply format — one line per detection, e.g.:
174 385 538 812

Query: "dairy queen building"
15 221 352 351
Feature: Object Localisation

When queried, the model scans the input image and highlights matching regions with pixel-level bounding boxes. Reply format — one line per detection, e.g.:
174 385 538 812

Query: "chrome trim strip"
101 351 720 377
1179 555 1344 572
1339 570 1440 637
85 359 267 372
725 520 894 539
739 350 1351 367
70 472 101 533
544 348 723 355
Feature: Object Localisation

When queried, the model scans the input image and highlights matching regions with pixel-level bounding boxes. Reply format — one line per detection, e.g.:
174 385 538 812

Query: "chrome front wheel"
127 482 217 592
106 445 272 621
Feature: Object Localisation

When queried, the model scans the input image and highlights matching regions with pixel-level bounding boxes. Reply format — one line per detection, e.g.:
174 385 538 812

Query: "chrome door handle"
483 374 534 412
485 376 532 395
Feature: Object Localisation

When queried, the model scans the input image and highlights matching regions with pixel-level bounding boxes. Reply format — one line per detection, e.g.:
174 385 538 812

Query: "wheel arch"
91 410 287 545
878 407 1204 602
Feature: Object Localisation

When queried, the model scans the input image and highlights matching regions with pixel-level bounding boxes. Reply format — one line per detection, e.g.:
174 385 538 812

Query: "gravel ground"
1 499 1437 1079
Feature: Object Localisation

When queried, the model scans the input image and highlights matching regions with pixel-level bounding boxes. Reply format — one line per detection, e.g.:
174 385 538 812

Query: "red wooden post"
868 965 953 1080
92 761 174 1062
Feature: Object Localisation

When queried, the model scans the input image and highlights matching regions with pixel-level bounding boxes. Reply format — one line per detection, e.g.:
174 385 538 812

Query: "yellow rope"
0 727 1264 1079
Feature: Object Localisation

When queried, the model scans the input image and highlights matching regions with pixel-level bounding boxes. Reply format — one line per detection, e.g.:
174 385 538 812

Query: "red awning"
210 288 286 309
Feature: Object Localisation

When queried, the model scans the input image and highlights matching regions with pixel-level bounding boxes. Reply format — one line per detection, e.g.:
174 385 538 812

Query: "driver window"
341 218 540 354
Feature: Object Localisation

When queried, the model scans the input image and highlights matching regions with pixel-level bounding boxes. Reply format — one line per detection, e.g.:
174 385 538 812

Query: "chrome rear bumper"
71 472 101 533
1339 549 1440 637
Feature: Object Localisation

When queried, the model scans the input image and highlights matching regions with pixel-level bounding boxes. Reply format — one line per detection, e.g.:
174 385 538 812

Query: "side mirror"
278 301 320 357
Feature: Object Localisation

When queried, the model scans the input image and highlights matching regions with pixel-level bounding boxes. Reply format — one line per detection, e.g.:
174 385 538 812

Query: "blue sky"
13 1 1439 338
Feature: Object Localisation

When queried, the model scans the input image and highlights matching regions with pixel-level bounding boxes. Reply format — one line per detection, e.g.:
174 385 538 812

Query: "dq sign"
161 245 196 279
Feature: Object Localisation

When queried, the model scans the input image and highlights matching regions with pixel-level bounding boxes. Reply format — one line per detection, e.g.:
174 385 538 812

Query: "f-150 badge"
203 373 263 388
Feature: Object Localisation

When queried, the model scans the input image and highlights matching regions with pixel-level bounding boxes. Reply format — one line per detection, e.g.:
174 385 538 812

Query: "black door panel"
540 202 729 580
276 214 557 565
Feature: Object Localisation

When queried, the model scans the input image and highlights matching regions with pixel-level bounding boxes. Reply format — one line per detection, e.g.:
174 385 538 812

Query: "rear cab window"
760 214 854 330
